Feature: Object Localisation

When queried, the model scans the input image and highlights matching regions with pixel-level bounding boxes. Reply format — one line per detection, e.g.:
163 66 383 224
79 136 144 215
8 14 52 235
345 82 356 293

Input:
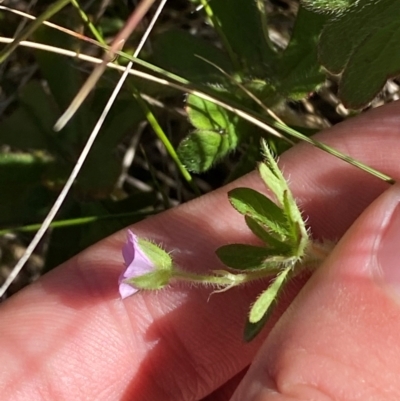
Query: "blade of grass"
0 5 106 44
0 211 155 236
0 35 395 184
0 0 71 63
120 4 199 192
0 30 395 295
125 0 200 193
70 0 107 45
0 6 193 87
0 0 159 297
193 55 393 186
132 85 200 194
54 0 157 131
67 0 197 191
66 0 196 191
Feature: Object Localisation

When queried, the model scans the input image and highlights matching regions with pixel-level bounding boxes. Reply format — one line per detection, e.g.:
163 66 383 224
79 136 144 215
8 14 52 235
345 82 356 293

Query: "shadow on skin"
10 102 400 400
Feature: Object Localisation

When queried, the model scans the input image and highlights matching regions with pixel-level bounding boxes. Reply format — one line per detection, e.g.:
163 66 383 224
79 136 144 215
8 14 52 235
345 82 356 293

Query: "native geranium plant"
119 141 333 341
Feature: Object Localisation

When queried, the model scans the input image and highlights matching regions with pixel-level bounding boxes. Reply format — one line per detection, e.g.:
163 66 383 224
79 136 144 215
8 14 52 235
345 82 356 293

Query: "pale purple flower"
119 230 155 299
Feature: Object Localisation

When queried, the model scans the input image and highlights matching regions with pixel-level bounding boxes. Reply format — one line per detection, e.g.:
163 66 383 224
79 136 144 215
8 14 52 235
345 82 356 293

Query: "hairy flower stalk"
119 143 335 340
119 230 333 300
119 230 296 298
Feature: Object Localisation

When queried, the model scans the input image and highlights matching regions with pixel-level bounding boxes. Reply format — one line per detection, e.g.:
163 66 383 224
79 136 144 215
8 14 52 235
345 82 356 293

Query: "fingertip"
230 183 400 401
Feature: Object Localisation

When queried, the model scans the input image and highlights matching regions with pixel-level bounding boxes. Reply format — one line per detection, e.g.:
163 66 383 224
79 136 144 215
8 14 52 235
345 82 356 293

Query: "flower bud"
119 230 173 299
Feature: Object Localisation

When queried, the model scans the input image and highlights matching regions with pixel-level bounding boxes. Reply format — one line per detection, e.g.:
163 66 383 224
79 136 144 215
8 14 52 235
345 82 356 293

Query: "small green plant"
120 141 334 341
161 3 329 172
0 0 399 302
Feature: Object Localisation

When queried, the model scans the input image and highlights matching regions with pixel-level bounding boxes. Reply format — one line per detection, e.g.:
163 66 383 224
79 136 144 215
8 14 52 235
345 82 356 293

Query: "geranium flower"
119 230 156 299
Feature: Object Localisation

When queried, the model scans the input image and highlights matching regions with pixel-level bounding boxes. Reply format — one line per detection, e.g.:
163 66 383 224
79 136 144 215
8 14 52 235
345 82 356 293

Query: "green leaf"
302 0 355 12
152 29 233 82
259 141 288 205
0 81 61 153
177 129 238 173
318 0 400 108
228 187 289 239
258 141 310 256
216 244 283 271
245 216 291 253
282 189 303 233
281 191 309 258
0 153 54 225
186 93 236 131
203 0 275 71
244 310 270 342
182 88 254 173
248 266 291 323
274 6 328 98
98 16 124 35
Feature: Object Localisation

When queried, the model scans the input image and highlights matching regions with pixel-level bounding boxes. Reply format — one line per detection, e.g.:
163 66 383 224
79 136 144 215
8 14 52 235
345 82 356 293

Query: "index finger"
1 101 400 401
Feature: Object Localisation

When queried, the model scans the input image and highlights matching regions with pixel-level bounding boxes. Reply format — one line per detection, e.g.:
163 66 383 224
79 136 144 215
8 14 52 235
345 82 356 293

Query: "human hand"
1 101 400 400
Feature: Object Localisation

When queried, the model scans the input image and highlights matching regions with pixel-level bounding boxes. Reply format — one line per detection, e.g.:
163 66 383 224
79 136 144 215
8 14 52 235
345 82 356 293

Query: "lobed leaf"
177 129 238 173
186 93 236 131
318 0 400 108
282 190 309 258
179 92 251 172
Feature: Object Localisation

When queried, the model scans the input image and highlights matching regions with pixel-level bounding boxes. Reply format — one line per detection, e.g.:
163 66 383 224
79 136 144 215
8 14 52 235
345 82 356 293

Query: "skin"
2 101 400 401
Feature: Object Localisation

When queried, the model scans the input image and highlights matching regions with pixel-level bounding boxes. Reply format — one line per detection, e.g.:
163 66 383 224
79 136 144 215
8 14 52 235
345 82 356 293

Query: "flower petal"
122 229 136 265
119 230 156 299
119 282 139 299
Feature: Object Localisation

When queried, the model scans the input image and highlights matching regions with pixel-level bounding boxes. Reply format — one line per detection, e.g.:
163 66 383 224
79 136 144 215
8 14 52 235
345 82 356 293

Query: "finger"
230 182 400 401
1 101 400 401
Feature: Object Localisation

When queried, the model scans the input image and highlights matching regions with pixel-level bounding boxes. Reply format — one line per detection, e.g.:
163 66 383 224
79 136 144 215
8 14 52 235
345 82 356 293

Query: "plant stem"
70 0 107 45
0 211 155 235
1 34 394 185
303 240 335 270
172 268 270 288
0 0 71 63
133 87 200 195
